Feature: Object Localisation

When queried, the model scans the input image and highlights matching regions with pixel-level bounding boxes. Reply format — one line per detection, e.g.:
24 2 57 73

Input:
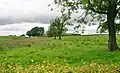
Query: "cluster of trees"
23 0 120 52
51 0 120 52
25 14 70 39
26 27 44 37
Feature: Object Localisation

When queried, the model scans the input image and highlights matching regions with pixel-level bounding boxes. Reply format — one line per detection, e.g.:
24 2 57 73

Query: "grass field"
0 35 120 72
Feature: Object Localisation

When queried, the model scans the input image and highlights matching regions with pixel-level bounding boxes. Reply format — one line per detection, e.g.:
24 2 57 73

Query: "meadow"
0 35 120 73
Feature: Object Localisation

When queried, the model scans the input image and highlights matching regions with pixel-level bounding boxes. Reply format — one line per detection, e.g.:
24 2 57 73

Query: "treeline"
23 14 74 39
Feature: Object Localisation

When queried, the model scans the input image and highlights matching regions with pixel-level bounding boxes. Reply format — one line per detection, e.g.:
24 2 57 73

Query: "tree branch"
90 8 107 14
117 1 120 5
88 0 107 14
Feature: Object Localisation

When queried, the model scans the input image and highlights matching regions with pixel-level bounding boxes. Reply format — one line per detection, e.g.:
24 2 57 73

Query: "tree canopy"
47 15 69 40
26 27 44 37
53 0 120 51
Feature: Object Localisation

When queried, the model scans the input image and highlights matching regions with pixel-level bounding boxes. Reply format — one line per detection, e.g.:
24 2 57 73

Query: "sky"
0 0 98 36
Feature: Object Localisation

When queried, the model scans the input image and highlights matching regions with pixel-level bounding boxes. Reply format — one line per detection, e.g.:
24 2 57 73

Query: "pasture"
0 35 120 72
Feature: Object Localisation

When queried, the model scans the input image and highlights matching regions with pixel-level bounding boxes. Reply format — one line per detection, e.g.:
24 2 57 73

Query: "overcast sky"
0 0 98 36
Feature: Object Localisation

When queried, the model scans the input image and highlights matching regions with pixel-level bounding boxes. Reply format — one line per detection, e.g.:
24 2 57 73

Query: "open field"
0 35 120 72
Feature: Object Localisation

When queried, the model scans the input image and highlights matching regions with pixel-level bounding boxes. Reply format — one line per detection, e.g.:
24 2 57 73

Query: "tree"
20 34 25 37
47 15 68 40
47 23 58 39
39 27 45 36
97 21 120 33
53 0 120 52
26 27 44 37
26 31 31 37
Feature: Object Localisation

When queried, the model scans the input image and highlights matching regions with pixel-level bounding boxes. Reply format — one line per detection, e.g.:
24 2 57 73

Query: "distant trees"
26 27 44 37
47 14 69 40
20 34 25 37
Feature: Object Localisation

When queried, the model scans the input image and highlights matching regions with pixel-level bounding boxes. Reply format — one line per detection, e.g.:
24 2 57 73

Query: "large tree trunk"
58 35 62 40
107 4 119 52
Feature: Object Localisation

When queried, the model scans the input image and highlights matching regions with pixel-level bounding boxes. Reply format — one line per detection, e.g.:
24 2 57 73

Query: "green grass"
0 35 120 72
0 35 120 64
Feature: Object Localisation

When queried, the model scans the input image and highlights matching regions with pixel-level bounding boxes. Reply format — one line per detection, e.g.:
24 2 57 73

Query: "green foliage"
53 0 120 51
47 15 68 39
26 31 31 37
47 30 53 37
97 21 108 33
97 21 120 33
26 27 44 37
20 34 25 37
53 0 120 33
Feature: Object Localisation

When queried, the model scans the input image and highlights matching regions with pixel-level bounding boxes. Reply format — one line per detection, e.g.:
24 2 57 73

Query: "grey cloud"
2 27 25 31
0 14 57 25
0 0 59 25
